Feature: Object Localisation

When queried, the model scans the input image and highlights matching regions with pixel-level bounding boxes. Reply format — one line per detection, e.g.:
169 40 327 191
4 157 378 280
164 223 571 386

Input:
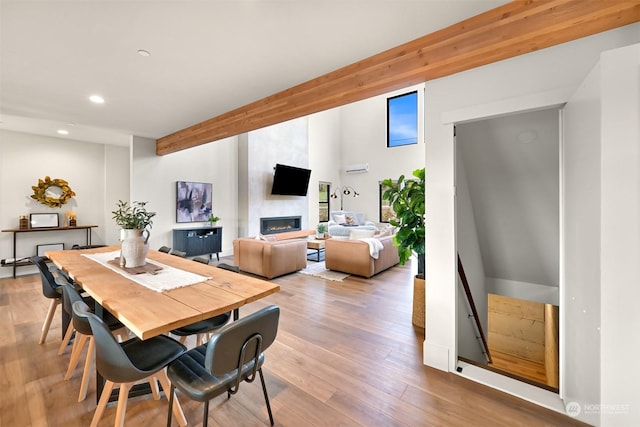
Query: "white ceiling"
0 0 506 146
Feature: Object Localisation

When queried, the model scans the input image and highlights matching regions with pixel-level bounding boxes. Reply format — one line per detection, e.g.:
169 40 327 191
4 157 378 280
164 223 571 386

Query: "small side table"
307 238 326 262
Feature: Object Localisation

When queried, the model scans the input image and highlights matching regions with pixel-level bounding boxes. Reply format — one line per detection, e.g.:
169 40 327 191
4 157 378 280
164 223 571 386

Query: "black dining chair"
31 256 66 344
170 249 187 258
170 312 231 347
57 275 96 356
59 282 128 402
166 305 280 427
73 301 188 427
170 263 234 346
158 246 172 253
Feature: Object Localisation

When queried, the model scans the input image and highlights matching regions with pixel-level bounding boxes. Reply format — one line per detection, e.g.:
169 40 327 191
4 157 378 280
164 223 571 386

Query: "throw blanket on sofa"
360 237 384 259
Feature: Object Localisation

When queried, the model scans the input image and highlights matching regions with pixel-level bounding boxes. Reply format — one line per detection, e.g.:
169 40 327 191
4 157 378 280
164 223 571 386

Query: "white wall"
0 130 129 278
104 143 131 246
562 41 640 427
457 110 560 288
131 135 239 255
425 23 638 417
308 108 343 227
561 60 602 425
486 277 558 306
599 43 640 426
244 117 309 237
338 84 426 223
455 147 488 362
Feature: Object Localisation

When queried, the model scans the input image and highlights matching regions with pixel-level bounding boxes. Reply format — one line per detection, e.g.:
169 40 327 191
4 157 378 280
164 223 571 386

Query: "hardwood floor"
1 259 588 426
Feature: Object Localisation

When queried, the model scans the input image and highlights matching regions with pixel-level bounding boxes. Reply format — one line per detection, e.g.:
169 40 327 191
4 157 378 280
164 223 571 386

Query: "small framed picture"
30 213 59 228
36 243 64 257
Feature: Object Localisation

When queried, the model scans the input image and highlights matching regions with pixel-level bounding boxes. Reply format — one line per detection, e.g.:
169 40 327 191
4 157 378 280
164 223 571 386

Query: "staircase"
458 255 559 391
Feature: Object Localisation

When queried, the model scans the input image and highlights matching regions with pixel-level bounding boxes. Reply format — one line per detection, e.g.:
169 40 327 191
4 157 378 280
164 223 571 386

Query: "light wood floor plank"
0 259 588 426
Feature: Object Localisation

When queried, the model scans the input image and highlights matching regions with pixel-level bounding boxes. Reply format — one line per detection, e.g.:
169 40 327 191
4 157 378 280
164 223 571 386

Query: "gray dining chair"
73 301 188 426
59 282 127 402
166 305 280 427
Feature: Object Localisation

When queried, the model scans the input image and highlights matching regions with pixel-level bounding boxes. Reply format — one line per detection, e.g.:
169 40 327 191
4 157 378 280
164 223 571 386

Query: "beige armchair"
233 237 307 279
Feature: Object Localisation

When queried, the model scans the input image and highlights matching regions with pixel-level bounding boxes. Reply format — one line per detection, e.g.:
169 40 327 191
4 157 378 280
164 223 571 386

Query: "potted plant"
207 214 220 227
316 223 327 238
382 168 425 328
112 200 156 268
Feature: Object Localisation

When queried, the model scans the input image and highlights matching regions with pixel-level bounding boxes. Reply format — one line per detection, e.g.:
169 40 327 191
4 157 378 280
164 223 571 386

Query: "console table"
172 226 222 260
1 225 98 278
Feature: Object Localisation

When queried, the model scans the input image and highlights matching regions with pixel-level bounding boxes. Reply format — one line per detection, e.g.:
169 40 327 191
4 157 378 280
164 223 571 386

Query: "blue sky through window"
387 91 418 147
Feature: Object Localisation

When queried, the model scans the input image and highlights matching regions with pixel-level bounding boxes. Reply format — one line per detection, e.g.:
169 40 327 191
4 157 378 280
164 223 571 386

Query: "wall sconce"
330 186 359 210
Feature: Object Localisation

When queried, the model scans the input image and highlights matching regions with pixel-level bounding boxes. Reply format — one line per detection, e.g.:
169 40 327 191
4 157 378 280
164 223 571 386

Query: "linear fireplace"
260 216 302 235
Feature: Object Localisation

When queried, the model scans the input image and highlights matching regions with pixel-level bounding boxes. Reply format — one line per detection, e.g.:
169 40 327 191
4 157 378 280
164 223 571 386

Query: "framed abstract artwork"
176 181 213 223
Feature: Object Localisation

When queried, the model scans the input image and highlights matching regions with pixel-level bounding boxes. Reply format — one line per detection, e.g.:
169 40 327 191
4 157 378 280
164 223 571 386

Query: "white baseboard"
455 360 567 415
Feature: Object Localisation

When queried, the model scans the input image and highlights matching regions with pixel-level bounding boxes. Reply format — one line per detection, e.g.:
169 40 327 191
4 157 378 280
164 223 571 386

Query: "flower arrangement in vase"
65 210 77 227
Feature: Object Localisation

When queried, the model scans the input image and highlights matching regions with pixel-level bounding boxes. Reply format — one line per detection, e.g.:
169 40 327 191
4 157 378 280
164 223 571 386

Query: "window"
387 91 418 147
379 181 396 223
319 182 330 222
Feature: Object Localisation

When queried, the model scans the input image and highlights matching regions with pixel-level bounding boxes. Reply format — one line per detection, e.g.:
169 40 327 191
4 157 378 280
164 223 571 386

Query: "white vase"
120 229 150 268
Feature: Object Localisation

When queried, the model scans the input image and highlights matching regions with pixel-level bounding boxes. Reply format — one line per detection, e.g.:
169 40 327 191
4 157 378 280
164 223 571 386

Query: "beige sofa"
324 234 399 278
233 237 307 279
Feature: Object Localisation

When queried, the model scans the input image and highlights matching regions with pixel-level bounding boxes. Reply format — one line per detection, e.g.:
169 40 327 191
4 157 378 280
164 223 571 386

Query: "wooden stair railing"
458 253 492 364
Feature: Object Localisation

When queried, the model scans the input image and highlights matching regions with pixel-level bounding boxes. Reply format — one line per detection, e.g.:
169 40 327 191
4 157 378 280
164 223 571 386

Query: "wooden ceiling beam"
156 0 639 155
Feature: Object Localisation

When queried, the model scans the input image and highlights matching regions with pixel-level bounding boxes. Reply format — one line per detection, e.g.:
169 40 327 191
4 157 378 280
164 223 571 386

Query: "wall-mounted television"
271 164 311 196
176 181 213 223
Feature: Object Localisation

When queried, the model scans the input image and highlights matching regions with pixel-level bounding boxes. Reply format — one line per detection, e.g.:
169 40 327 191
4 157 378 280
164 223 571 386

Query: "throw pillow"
331 211 345 222
345 214 356 225
334 214 346 224
349 229 376 240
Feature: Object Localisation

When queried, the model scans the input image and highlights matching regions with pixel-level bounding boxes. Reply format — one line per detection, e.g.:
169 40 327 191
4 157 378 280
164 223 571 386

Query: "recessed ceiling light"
89 95 105 104
137 49 151 57
57 129 69 135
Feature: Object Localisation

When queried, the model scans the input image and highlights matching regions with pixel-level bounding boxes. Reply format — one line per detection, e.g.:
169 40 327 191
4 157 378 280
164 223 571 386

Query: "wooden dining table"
46 245 280 404
47 245 280 340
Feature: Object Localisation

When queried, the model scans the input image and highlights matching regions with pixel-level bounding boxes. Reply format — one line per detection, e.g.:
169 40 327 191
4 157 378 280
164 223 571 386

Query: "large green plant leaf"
382 168 425 272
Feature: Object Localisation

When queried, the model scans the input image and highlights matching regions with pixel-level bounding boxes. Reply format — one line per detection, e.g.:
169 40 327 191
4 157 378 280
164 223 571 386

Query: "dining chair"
166 305 280 427
170 312 231 347
57 276 93 355
158 246 171 253
216 262 240 273
73 301 188 427
59 282 128 402
30 256 64 344
170 262 235 346
193 256 209 264
170 250 187 258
